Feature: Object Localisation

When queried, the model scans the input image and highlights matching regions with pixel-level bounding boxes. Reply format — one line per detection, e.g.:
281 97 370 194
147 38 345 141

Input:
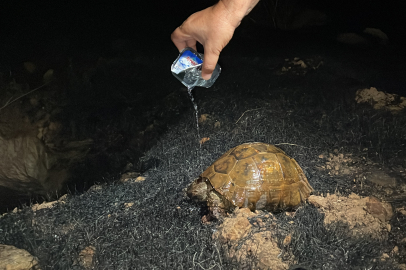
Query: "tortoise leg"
207 190 228 220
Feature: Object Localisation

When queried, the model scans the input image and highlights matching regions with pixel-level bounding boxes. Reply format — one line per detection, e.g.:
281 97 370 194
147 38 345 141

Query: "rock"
198 114 209 123
124 202 134 208
398 264 406 270
366 169 397 187
383 187 394 196
58 194 67 202
355 87 406 114
256 218 266 228
199 137 210 145
397 208 406 216
0 136 64 194
283 234 292 247
120 172 144 183
32 200 61 212
391 246 399 255
88 185 103 192
381 253 390 260
365 196 393 222
0 134 91 196
0 244 40 270
78 246 96 269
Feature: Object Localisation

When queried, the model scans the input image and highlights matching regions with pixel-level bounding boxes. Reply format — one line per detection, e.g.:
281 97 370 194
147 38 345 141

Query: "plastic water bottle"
171 47 221 90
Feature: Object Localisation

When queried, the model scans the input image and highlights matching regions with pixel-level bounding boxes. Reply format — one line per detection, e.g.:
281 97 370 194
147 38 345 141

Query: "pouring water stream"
187 87 201 146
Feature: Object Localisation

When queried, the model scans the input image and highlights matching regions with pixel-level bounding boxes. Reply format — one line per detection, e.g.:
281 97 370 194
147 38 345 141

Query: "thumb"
201 50 220 80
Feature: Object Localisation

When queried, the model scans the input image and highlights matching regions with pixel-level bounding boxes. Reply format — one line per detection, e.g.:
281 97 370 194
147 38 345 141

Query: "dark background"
1 0 405 56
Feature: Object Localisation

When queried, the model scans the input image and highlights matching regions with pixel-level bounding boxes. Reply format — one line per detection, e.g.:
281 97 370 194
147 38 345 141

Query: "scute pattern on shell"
200 142 313 211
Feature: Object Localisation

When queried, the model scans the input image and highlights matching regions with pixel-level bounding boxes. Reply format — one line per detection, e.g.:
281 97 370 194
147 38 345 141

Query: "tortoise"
187 142 313 219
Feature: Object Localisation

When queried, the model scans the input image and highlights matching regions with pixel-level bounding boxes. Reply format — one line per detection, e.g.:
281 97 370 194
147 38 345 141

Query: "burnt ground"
1 1 406 269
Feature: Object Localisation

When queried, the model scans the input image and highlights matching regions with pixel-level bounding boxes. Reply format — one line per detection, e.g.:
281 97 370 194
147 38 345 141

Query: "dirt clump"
308 193 393 240
318 151 359 176
355 87 406 114
213 208 290 270
77 246 96 269
0 244 41 270
276 56 323 76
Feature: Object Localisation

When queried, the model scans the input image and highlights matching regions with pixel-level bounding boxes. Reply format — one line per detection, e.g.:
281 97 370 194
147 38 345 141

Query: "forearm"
216 0 260 27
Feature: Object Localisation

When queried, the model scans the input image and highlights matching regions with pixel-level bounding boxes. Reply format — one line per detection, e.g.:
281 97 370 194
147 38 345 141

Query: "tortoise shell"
199 142 313 211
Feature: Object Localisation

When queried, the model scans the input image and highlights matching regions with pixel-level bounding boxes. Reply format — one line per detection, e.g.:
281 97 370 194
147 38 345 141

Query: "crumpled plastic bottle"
171 47 221 90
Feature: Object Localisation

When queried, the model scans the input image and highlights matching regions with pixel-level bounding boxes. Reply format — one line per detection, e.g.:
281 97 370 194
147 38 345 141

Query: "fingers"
171 27 187 52
171 26 198 52
186 40 197 51
201 48 220 80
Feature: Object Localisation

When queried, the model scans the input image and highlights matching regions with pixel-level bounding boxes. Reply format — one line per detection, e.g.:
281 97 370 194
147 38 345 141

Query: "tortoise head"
187 177 210 202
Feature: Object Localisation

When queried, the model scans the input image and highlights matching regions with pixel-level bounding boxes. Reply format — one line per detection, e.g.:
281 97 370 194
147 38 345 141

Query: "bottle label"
171 49 203 74
171 47 221 90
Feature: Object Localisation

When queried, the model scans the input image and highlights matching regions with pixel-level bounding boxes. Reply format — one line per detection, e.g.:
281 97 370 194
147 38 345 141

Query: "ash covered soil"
1 23 406 269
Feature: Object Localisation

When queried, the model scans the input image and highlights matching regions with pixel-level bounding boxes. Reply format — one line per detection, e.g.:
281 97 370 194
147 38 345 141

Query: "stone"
366 169 397 187
78 246 96 269
32 200 60 212
0 244 40 270
365 196 393 222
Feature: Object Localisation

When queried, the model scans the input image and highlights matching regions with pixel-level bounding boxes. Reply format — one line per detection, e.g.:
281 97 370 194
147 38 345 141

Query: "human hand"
171 0 258 80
